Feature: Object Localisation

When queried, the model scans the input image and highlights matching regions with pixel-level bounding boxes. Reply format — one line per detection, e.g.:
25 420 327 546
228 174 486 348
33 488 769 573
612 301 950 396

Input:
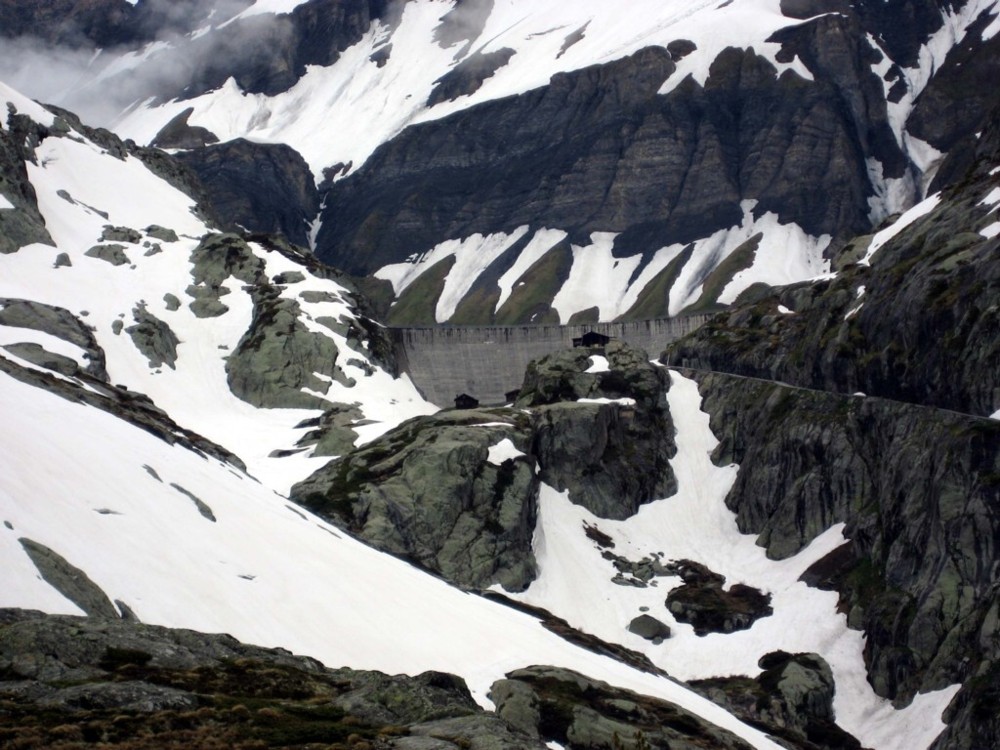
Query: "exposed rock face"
0 0 238 48
117 0 397 103
692 651 858 750
427 47 517 106
517 341 676 519
186 232 265 317
294 408 540 592
664 130 1000 418
0 609 545 749
84 243 130 266
175 139 320 247
908 13 1000 191
627 614 671 642
226 284 350 410
293 341 675 589
312 13 916 324
0 353 243 470
17 540 119 620
491 666 756 750
150 107 220 150
676 370 1000 746
0 108 55 254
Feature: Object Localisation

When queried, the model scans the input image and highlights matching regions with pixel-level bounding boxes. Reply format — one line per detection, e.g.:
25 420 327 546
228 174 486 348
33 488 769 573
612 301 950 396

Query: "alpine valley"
0 1 999 749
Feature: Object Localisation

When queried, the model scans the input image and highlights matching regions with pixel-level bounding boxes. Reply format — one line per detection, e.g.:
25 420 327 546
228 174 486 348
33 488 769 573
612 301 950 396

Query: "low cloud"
0 0 289 129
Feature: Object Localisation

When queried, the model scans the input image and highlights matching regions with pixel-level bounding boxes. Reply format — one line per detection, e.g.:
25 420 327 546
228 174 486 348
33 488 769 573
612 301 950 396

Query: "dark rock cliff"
687 370 1000 716
663 118 1000 417
315 38 888 280
658 97 1000 747
176 139 320 249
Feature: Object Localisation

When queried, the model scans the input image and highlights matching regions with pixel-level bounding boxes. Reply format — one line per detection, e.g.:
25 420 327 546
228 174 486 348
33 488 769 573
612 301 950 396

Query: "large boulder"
294 409 539 592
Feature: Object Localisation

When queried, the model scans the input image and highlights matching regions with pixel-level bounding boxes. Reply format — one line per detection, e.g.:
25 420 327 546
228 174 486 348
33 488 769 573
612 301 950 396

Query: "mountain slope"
0 82 433 492
79 0 1000 324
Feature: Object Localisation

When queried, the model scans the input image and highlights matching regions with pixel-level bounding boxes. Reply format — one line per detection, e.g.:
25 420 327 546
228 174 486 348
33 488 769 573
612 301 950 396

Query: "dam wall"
389 315 712 407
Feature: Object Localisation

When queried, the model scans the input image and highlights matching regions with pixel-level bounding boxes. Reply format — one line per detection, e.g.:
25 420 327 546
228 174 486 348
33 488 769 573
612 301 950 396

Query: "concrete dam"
388 315 713 408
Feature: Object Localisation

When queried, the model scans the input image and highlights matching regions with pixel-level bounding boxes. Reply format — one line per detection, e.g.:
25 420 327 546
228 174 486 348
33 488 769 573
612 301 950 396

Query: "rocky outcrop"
0 608 546 750
185 232 265 317
0 298 108 380
293 341 675 588
226 284 352 410
664 560 773 636
691 651 858 750
16 540 119 620
294 408 540 591
491 665 755 750
0 107 55 254
427 47 517 106
175 139 319 247
517 341 677 519
0 352 244 470
84 243 130 266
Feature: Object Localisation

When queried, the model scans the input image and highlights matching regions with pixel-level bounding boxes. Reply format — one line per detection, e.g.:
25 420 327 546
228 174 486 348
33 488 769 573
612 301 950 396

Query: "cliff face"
315 38 889 277
688 372 1000 721
657 91 1000 750
663 112 1000 418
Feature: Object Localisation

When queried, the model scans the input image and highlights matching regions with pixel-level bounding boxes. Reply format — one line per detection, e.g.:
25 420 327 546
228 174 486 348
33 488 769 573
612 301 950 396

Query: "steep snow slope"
0 83 434 492
0 363 785 750
114 0 815 177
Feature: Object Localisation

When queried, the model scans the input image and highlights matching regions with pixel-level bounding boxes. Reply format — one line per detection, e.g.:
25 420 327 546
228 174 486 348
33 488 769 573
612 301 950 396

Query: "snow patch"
980 221 1000 239
0 368 786 750
979 186 1000 209
487 438 524 465
495 228 568 313
861 193 941 265
585 355 610 373
0 194 13 210
376 227 530 323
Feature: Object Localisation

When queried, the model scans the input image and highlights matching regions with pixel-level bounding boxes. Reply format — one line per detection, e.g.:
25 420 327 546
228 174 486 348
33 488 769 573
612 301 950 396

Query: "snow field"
0 118 434 493
509 371 958 750
0 369 786 750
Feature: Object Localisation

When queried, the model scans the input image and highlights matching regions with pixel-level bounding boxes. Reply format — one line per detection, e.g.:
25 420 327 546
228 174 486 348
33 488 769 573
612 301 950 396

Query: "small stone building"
572 331 611 348
454 393 479 409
